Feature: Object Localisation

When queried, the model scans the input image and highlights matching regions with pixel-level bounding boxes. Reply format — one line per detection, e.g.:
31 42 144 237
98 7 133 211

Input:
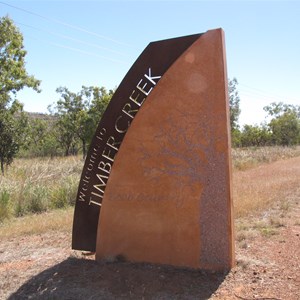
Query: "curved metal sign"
72 34 202 251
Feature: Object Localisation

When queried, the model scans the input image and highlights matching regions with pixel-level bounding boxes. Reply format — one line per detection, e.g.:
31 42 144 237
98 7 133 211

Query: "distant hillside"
26 112 57 122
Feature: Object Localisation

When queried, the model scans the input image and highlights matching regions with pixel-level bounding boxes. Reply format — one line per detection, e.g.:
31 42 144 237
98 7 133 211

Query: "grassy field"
0 146 299 237
0 156 82 221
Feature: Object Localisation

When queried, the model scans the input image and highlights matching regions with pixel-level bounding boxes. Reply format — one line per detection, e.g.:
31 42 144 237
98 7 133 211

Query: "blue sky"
1 0 300 126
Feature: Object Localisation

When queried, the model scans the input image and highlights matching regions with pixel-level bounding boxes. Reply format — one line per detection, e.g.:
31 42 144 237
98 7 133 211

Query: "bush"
50 177 78 209
26 185 49 214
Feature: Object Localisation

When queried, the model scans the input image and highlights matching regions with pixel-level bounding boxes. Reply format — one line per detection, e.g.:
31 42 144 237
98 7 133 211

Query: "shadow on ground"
9 257 227 299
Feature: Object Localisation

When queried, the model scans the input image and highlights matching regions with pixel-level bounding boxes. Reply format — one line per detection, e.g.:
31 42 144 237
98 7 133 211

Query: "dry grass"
0 156 83 220
0 156 81 237
0 207 73 239
1 156 82 185
232 145 300 170
233 156 300 218
0 147 299 238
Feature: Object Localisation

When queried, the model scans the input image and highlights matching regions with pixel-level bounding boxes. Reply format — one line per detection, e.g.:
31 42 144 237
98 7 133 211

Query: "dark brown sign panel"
72 33 203 251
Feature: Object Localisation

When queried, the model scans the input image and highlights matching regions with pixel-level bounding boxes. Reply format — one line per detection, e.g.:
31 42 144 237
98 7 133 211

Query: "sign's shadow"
9 257 227 299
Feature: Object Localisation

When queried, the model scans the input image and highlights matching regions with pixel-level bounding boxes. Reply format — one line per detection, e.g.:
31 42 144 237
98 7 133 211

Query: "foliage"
0 16 40 174
49 87 82 157
227 80 299 148
228 78 241 131
81 86 114 145
231 99 300 148
264 102 300 146
82 86 114 128
240 124 271 147
48 86 113 158
0 101 29 174
20 117 62 158
231 128 242 148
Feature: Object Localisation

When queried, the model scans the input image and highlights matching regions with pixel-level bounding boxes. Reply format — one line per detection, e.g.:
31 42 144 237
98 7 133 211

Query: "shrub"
50 177 78 209
26 185 49 214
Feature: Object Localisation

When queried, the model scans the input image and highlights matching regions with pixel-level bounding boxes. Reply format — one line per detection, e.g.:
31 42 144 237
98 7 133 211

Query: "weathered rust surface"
96 29 234 270
72 33 203 251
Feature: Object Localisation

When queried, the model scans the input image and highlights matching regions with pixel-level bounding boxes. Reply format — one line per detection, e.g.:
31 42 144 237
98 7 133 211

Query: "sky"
1 0 300 126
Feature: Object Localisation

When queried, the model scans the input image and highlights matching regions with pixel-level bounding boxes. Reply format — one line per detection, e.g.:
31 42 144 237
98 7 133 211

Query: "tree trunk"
65 146 69 157
82 140 86 160
0 158 4 176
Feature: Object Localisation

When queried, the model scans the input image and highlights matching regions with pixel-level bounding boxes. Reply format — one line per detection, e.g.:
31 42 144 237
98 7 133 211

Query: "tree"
240 124 271 147
49 86 113 158
83 86 114 122
0 16 40 174
81 86 114 146
228 78 241 131
264 102 300 146
49 87 82 157
21 118 61 157
0 101 28 174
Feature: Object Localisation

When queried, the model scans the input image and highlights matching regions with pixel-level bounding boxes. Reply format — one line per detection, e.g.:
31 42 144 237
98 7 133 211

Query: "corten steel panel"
72 33 203 251
96 29 235 271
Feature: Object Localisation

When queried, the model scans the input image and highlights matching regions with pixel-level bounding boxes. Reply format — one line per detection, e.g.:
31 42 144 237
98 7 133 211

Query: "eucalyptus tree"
0 16 40 174
49 87 83 157
228 78 241 147
81 85 114 145
50 86 113 158
264 102 300 146
228 78 241 131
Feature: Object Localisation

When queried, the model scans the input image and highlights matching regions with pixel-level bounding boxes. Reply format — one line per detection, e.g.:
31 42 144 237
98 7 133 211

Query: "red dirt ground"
0 158 299 300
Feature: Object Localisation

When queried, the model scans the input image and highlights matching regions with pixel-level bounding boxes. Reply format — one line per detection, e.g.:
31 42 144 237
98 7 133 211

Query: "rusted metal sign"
72 34 202 252
95 29 235 270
